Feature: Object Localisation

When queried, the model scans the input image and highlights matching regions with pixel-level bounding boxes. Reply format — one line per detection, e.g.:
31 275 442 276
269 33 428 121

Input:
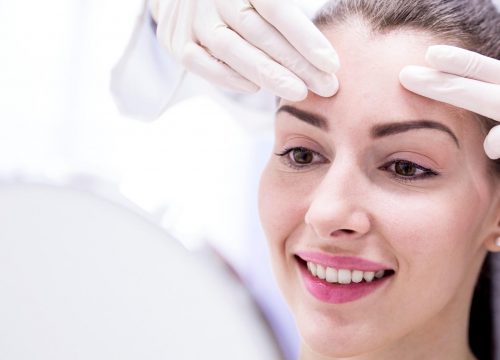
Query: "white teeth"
305 261 390 284
316 265 326 280
363 271 375 282
307 261 317 276
351 270 363 283
325 267 338 283
308 262 317 276
338 269 351 284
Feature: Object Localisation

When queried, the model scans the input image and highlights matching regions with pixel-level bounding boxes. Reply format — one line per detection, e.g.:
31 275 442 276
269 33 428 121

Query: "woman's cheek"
372 189 450 251
258 165 316 244
375 187 482 267
258 165 286 242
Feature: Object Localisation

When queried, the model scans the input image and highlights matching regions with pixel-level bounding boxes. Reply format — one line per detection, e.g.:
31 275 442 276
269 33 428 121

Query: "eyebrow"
371 120 460 147
277 105 460 147
277 105 329 130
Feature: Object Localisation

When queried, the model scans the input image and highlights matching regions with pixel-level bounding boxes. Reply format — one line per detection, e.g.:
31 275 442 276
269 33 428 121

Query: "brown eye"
275 146 327 170
379 159 438 183
394 161 417 176
292 148 314 164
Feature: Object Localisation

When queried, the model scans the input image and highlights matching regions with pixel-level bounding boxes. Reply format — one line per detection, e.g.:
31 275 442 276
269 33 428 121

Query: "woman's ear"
484 191 500 252
485 235 500 252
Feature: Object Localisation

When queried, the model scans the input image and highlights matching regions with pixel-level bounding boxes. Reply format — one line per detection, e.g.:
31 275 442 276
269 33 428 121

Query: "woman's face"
258 25 500 358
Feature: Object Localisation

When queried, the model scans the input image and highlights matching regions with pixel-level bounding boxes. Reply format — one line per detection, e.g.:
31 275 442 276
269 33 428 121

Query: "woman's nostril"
331 229 355 237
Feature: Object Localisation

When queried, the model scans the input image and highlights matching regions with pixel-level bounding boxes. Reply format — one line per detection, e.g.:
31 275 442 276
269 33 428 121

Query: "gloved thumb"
484 125 500 160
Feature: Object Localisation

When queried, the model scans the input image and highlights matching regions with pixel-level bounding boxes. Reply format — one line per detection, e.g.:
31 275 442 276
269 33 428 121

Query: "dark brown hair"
314 0 500 59
313 1 500 359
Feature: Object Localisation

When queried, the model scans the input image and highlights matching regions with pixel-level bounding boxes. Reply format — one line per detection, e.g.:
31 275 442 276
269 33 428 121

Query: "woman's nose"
304 163 371 241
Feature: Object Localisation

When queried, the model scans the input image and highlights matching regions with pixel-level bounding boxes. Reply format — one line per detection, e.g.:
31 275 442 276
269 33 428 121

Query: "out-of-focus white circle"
0 182 281 360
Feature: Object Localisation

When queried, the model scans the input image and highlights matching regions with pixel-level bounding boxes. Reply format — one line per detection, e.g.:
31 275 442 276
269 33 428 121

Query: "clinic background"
1 0 500 359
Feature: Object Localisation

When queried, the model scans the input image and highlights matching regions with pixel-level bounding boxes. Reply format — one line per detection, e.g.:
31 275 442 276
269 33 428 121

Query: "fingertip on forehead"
275 91 328 108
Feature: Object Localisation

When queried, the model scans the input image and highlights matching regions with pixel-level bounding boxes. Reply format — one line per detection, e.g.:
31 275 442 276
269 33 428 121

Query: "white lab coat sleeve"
110 1 186 121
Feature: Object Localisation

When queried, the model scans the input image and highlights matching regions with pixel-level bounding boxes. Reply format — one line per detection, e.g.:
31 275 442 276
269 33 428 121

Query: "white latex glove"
151 0 340 101
400 45 500 159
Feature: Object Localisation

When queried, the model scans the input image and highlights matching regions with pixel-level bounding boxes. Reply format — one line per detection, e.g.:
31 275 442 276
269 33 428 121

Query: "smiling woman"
258 0 500 359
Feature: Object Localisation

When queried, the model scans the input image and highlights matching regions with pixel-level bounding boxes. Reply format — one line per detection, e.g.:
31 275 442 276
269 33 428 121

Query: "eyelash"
276 147 439 182
275 147 327 170
379 159 439 183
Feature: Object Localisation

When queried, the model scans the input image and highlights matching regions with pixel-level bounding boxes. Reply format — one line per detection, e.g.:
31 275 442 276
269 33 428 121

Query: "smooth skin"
259 22 500 360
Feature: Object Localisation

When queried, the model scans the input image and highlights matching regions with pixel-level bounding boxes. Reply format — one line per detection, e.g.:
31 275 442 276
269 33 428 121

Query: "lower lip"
298 262 392 304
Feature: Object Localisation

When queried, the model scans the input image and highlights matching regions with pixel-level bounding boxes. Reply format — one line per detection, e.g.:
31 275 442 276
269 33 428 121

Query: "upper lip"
296 251 394 272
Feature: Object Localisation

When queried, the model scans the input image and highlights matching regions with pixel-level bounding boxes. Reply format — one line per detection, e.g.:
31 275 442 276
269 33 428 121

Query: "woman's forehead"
281 26 470 138
323 26 431 102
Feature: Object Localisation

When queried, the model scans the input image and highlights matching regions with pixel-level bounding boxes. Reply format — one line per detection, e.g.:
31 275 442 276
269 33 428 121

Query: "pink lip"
295 251 394 304
296 251 393 272
298 263 392 304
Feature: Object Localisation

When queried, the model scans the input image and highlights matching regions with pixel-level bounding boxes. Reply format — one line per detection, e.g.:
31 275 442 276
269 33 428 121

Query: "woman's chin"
301 336 370 359
297 310 385 359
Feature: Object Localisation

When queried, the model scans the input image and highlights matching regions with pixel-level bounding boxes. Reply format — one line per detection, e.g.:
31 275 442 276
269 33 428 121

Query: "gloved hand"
399 45 500 159
150 0 340 101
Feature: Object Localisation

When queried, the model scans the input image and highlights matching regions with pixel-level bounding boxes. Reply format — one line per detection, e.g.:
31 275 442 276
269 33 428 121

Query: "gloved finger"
155 0 195 57
181 43 260 93
195 22 308 101
250 0 340 74
484 125 500 159
215 0 338 97
400 66 500 121
426 45 500 85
